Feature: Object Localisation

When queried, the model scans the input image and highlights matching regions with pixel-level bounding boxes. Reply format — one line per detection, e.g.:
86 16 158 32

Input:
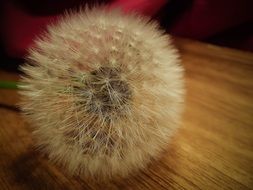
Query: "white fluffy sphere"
19 7 184 180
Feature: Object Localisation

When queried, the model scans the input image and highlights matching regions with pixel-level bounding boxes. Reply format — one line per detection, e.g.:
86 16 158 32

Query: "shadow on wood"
9 150 60 190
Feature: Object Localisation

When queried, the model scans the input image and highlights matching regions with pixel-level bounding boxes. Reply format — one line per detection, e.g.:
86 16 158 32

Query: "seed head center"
84 66 132 118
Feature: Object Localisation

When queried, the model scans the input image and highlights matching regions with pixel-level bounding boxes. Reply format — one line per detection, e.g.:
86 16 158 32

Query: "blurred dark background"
1 0 253 71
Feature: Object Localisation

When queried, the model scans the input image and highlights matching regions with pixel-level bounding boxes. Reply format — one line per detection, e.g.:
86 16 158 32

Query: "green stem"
0 81 19 89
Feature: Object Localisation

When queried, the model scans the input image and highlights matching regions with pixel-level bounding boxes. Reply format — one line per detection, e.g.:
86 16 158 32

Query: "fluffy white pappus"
19 7 184 180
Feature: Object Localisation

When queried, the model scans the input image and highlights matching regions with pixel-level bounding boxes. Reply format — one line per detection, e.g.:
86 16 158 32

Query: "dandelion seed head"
19 7 184 180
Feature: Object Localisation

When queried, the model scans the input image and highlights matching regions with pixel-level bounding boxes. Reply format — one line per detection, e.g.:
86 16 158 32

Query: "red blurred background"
1 0 253 67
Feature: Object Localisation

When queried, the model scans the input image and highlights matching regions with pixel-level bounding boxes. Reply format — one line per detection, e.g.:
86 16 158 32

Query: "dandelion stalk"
0 81 19 89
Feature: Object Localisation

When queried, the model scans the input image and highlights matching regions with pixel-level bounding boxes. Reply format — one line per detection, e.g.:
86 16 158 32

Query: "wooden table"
1 38 253 190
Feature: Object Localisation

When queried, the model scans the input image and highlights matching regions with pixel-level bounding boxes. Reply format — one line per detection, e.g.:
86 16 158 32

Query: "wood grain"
1 38 253 190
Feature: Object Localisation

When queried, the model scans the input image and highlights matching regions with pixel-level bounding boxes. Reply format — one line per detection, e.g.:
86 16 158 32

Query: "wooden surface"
1 38 253 190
